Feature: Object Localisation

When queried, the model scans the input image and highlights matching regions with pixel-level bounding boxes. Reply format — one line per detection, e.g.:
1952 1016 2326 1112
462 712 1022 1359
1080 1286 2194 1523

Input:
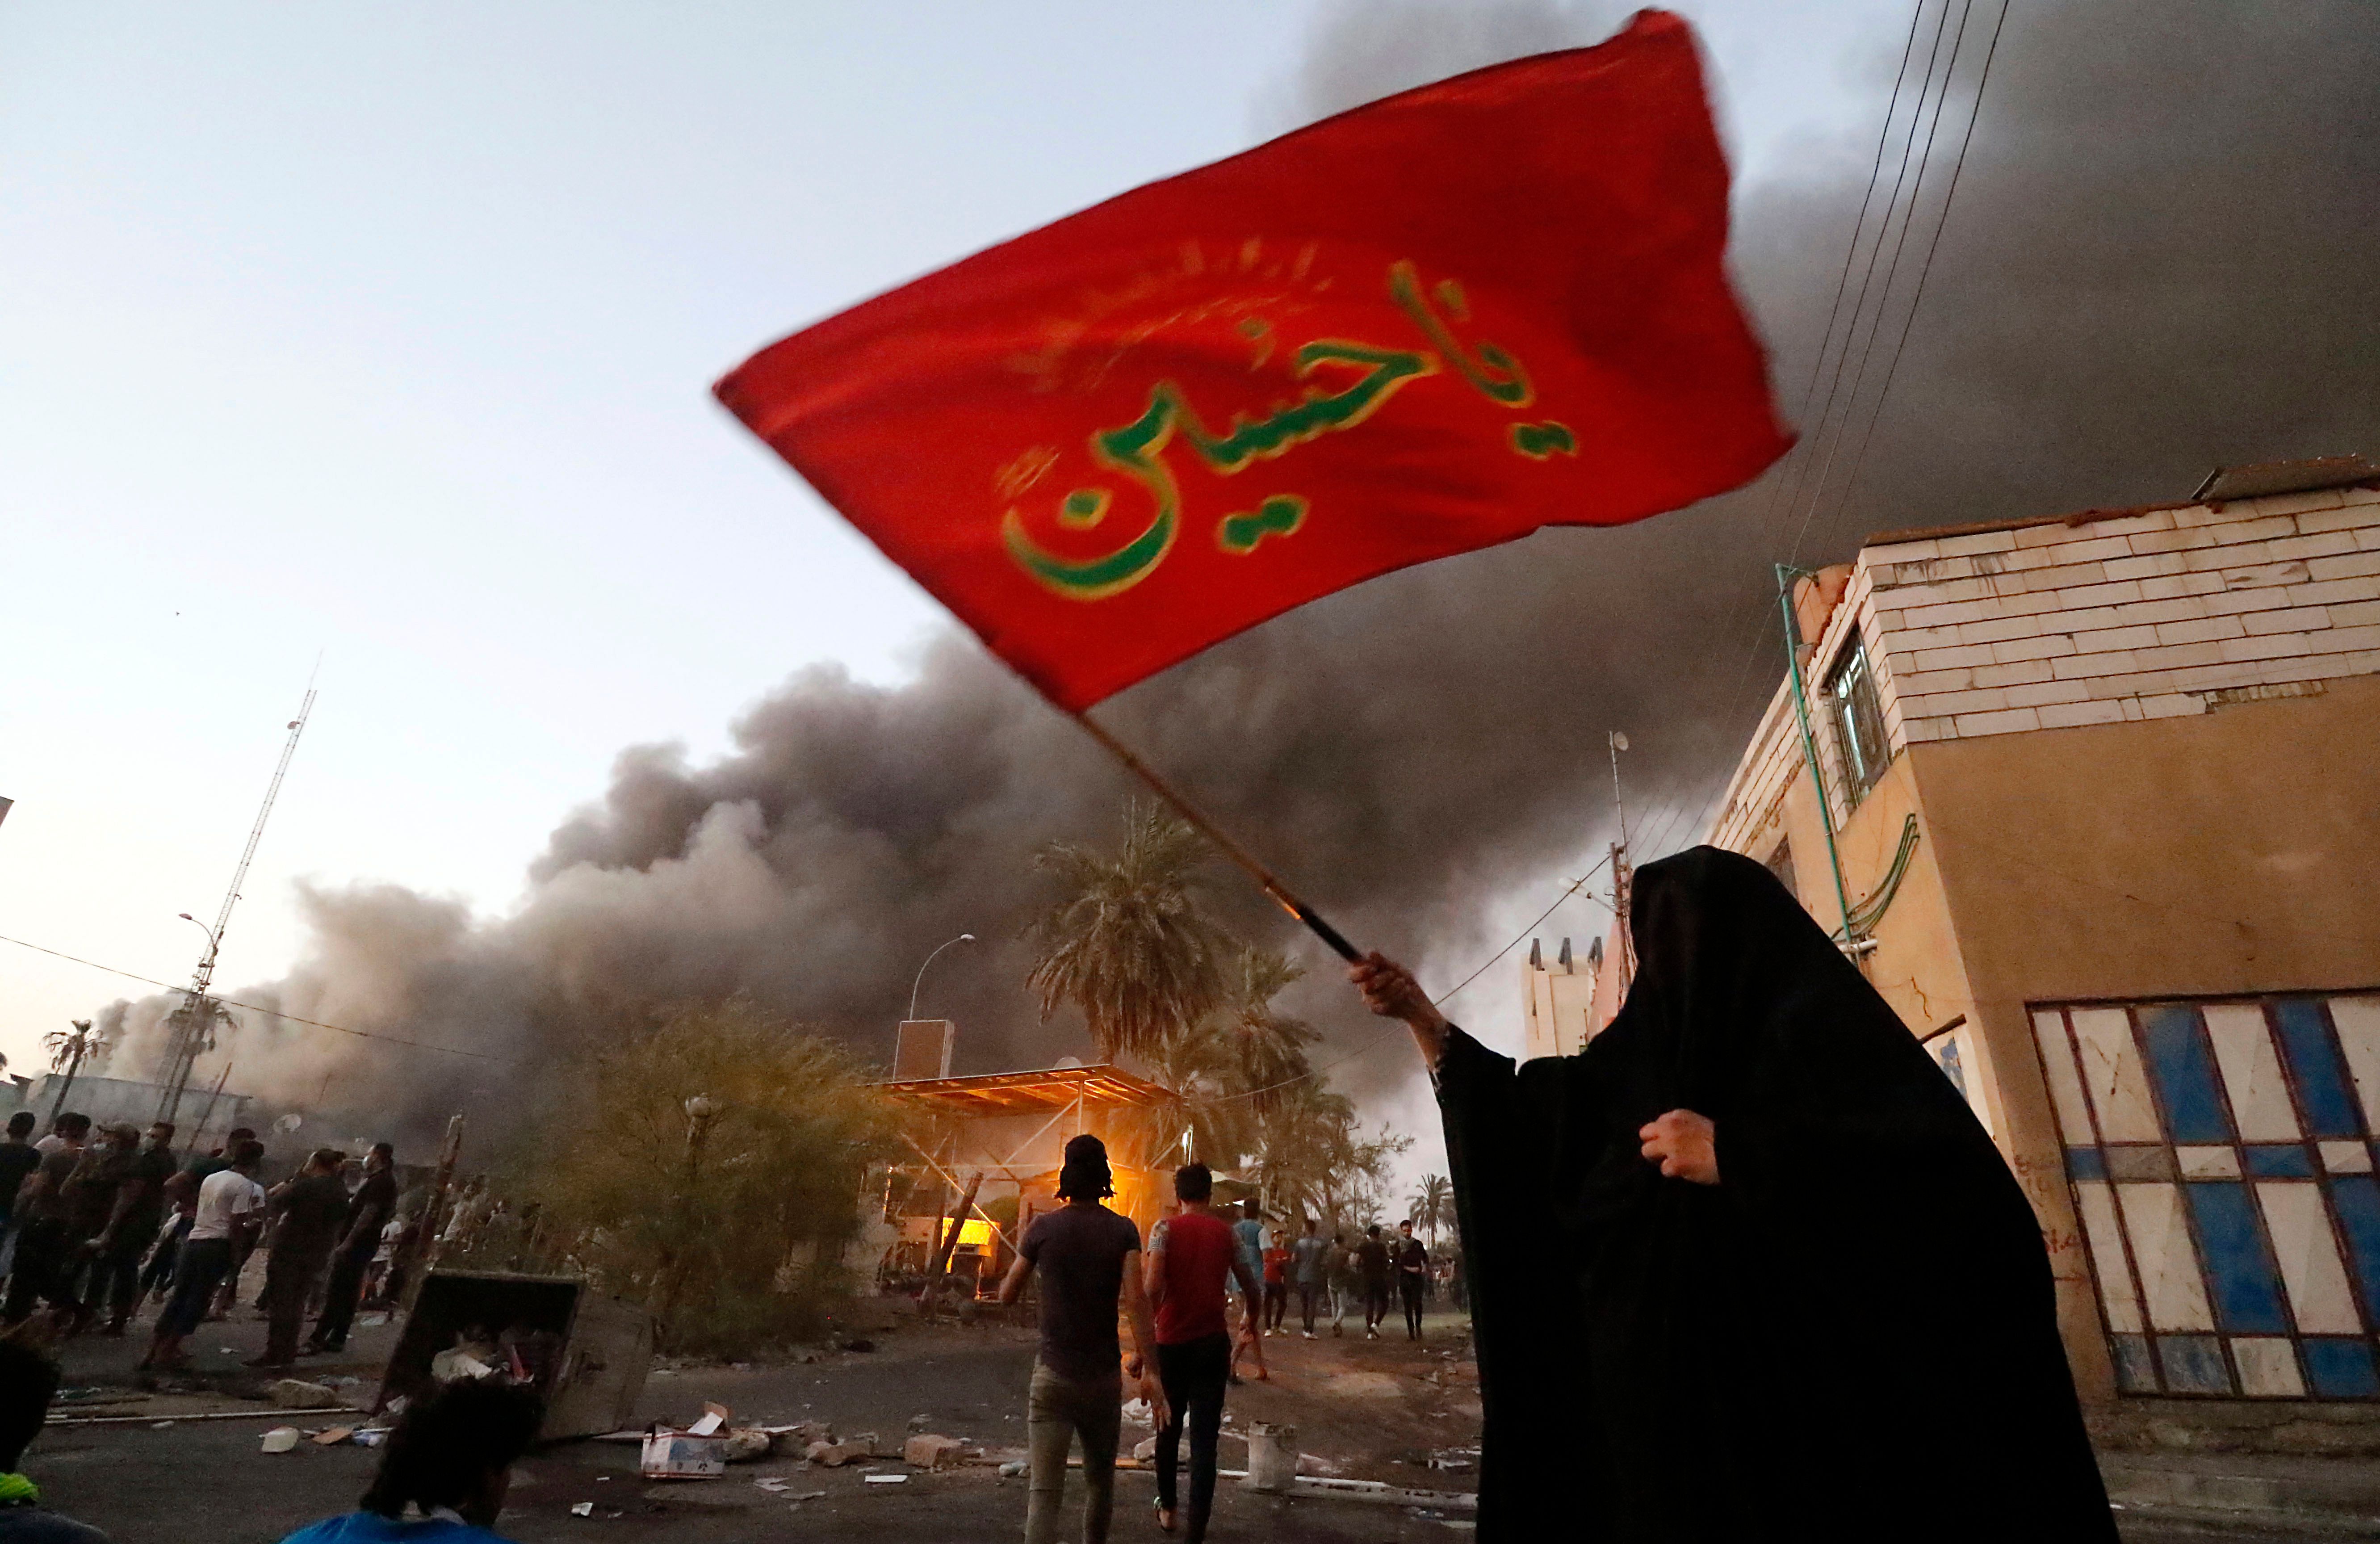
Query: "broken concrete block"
266 1380 340 1409
902 1434 964 1471
806 1440 871 1468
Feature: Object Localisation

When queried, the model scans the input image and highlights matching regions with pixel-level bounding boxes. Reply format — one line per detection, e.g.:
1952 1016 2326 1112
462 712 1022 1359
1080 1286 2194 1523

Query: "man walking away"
94 1124 174 1337
1145 1164 1258 1543
140 1138 264 1373
1260 1230 1290 1335
253 1150 349 1369
308 1144 396 1356
1395 1219 1430 1341
1290 1218 1329 1339
1226 1199 1266 1384
0 1118 92 1330
0 1114 40 1281
994 1136 1167 1544
0 1328 112 1544
1357 1225 1391 1340
1326 1231 1359 1338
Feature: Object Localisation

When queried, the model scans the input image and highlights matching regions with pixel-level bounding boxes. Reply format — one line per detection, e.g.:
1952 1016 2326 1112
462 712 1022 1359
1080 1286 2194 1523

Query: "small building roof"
872 1062 1179 1116
1865 454 2378 550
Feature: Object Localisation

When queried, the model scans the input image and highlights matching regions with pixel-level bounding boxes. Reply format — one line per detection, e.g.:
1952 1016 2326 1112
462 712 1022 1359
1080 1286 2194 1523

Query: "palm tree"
1025 801 1234 1063
1409 1172 1455 1246
1213 948 1320 1114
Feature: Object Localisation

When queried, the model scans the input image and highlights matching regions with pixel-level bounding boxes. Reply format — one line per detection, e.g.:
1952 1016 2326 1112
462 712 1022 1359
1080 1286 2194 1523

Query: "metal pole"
184 1062 234 1161
1776 564 1859 948
907 933 977 1022
401 1114 465 1314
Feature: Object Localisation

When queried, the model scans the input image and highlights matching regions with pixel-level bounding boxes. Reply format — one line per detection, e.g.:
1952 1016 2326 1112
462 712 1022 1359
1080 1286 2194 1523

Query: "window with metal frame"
2033 991 2380 1399
1825 641 1892 804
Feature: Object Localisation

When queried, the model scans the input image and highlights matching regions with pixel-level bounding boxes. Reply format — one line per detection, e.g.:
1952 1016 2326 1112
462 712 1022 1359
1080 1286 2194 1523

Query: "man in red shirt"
1143 1163 1258 1541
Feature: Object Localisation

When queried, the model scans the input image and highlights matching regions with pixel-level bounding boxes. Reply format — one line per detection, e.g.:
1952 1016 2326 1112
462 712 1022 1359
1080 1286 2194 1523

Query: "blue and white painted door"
2035 993 2380 1398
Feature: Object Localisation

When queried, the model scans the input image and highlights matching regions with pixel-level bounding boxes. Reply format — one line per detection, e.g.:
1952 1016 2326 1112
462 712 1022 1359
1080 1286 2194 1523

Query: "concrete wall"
1906 672 2380 1400
1867 486 2380 744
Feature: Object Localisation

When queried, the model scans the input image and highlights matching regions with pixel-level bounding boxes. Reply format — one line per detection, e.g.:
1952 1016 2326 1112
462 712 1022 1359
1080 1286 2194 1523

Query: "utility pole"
155 683 316 1125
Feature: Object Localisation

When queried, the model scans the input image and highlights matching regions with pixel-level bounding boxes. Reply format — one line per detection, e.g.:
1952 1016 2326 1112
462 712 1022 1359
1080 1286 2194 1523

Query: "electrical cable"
0 931 514 1063
1825 0 2011 525
1205 854 1615 1105
1781 0 1979 569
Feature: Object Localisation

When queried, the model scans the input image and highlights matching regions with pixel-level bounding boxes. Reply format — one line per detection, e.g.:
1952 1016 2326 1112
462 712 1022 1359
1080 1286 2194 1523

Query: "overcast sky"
0 2 1908 1081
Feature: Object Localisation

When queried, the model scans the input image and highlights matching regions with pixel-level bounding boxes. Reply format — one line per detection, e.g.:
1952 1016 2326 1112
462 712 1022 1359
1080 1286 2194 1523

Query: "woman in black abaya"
1351 845 2113 1542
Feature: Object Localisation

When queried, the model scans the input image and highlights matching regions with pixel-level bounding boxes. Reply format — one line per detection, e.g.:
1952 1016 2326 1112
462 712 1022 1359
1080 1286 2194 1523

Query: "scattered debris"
267 1380 341 1410
641 1430 728 1480
902 1434 964 1471
998 1460 1027 1478
151 1422 174 1431
719 1427 775 1463
357 1313 390 1328
313 1428 356 1447
260 1427 301 1454
787 1490 827 1502
428 1346 494 1383
570 1502 595 1517
1121 1397 1153 1426
686 1411 725 1438
906 1413 930 1431
862 1473 906 1485
1132 1437 1158 1463
354 1430 389 1448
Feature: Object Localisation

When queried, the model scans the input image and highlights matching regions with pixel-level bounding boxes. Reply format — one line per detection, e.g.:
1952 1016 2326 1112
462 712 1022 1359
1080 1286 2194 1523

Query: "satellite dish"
1611 730 1630 752
273 1113 303 1133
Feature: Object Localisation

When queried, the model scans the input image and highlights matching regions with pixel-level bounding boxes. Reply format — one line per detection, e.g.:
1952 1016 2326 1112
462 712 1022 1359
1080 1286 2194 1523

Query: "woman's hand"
1349 952 1450 1070
1638 1109 1719 1185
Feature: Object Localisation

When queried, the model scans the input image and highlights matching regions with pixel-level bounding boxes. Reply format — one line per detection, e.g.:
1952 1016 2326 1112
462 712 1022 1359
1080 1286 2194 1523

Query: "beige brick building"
1697 458 2380 1412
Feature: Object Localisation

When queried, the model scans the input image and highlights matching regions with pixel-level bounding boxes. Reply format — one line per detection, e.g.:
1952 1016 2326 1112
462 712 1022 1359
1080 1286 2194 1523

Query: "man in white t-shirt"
137 1138 264 1373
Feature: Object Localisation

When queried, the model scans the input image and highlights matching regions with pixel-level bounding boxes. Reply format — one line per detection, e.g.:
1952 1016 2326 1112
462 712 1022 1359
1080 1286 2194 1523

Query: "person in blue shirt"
280 1379 543 1544
1226 1198 1268 1384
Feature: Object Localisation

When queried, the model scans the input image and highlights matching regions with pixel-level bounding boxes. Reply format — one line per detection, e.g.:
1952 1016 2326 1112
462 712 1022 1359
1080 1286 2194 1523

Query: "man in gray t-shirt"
996 1137 1167 1544
1289 1217 1332 1338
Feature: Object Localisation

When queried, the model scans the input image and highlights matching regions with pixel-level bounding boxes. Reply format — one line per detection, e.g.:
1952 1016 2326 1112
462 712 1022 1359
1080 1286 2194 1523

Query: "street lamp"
908 933 977 1022
177 912 222 969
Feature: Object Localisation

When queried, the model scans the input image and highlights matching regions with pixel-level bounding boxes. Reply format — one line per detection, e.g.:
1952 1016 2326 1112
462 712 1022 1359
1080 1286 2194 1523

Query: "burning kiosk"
874 1059 1187 1297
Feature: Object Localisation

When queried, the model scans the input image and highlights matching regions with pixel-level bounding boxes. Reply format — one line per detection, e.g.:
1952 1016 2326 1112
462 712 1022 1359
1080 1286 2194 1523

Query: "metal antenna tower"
155 681 317 1124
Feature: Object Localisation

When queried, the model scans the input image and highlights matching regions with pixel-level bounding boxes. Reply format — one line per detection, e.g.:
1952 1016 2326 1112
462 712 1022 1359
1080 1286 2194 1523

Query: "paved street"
37 1292 2380 1542
34 1297 1485 1542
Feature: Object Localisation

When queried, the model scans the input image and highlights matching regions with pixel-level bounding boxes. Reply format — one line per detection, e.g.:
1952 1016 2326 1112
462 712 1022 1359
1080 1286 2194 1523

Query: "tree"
513 998 905 1353
1025 801 1234 1062
1409 1172 1455 1245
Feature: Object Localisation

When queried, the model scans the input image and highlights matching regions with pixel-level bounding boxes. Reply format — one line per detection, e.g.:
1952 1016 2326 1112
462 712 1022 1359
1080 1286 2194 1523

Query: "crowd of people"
0 1109 409 1371
1243 1211 1456 1355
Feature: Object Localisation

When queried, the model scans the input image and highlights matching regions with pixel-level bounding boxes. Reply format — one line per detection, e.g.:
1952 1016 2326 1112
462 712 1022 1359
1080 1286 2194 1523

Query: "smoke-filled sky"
5 2 2375 1174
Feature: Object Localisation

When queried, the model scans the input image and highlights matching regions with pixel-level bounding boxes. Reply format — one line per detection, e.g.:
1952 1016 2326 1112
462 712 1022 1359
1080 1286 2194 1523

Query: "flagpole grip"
1069 710 1365 964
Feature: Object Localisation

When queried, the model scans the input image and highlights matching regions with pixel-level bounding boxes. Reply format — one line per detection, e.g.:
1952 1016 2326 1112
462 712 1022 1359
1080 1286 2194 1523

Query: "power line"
0 931 513 1063
1207 856 1614 1105
1827 0 2012 526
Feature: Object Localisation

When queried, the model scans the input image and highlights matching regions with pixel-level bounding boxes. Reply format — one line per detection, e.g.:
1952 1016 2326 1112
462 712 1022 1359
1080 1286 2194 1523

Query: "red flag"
718 10 1788 712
